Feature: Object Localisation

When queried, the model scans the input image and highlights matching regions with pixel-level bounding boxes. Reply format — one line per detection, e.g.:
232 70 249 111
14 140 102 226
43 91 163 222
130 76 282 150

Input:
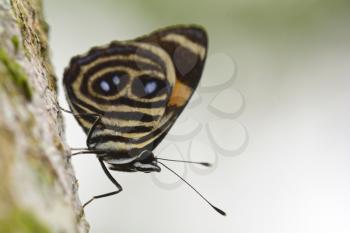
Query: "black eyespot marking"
131 75 169 99
92 71 128 96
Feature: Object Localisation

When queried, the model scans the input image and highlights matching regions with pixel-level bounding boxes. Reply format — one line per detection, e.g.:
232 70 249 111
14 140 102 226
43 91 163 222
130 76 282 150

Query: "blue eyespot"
144 81 157 95
131 75 169 98
92 71 128 96
112 75 120 85
99 80 110 92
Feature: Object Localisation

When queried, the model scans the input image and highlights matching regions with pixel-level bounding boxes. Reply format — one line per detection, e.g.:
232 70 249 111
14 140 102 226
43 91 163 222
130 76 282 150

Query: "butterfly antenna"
157 161 226 216
156 157 211 167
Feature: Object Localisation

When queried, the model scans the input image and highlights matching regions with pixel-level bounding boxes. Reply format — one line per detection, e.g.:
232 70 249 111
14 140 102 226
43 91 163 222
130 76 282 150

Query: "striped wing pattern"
63 25 208 161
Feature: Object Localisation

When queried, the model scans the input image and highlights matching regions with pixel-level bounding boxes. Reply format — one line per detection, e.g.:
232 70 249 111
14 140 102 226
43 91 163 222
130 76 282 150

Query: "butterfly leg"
64 113 103 159
86 113 104 149
70 150 106 156
58 106 105 151
83 157 123 208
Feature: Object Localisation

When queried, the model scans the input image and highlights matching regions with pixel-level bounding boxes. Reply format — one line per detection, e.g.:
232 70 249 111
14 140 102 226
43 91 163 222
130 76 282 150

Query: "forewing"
134 25 208 150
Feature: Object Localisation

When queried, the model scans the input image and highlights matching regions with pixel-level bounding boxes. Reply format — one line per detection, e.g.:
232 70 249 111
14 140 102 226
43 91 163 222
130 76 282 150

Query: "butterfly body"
63 25 208 174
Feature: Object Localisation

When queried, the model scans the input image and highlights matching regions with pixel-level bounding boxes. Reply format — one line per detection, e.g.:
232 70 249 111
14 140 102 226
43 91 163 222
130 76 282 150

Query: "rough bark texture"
0 0 89 232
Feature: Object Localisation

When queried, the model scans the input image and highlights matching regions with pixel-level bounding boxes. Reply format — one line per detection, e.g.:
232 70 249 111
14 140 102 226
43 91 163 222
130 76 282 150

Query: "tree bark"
0 0 89 232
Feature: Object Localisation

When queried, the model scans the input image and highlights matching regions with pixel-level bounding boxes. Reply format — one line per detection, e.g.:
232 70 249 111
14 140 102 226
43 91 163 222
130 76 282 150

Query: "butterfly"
62 25 225 215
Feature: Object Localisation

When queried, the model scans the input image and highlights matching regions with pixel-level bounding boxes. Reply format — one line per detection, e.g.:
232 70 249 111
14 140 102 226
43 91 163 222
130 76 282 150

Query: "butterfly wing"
63 25 207 156
133 25 208 150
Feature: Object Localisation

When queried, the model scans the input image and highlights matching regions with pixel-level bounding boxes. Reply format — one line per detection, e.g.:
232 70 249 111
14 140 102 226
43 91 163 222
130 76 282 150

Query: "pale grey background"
45 0 350 233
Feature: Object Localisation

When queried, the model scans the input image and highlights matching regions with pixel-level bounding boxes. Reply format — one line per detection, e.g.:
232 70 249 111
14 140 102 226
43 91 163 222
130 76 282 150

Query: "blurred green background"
45 1 350 233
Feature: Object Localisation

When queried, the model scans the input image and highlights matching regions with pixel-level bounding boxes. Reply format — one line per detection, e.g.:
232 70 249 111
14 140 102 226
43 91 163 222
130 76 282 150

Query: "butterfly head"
106 150 161 173
132 150 161 173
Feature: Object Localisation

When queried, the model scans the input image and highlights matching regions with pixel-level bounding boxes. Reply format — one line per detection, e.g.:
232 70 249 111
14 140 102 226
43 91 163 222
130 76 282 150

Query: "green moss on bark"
0 208 51 233
11 35 20 53
0 48 32 100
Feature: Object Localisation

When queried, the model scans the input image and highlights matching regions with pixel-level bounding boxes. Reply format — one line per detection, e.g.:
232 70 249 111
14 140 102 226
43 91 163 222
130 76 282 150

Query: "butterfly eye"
132 75 169 99
92 72 128 96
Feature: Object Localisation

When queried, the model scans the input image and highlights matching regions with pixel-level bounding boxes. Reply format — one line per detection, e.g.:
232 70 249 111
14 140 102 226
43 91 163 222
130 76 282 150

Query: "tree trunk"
0 0 89 232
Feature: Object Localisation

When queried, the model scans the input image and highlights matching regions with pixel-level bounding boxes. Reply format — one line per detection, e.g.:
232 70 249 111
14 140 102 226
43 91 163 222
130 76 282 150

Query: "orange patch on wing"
168 81 192 107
